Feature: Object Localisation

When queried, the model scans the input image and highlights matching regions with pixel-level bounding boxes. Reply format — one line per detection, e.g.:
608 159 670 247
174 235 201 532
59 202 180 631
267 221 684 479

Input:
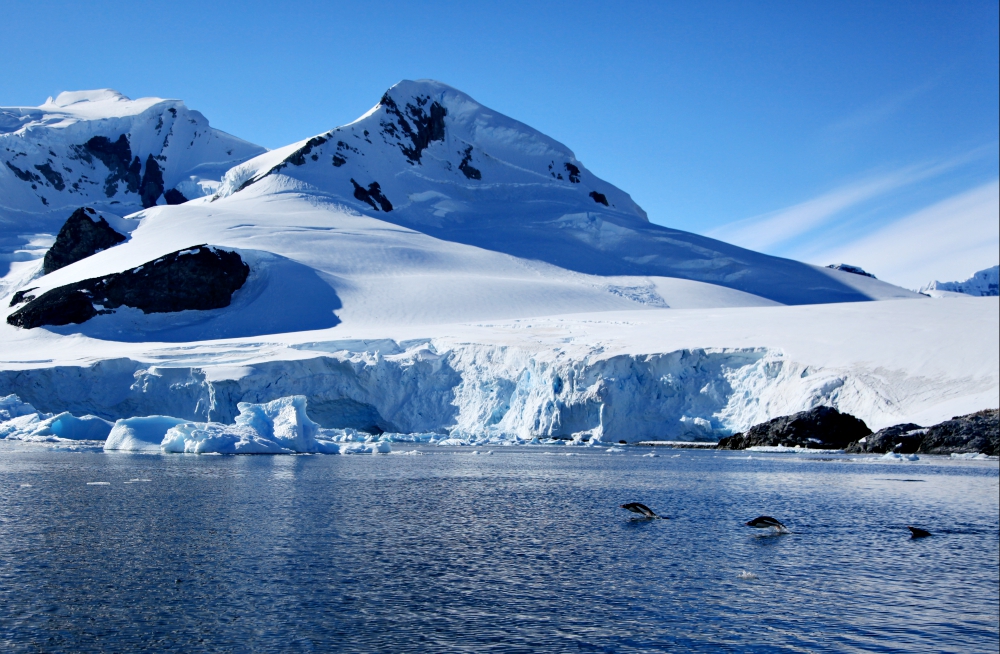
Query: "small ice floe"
606 447 625 453
123 478 152 483
19 483 32 488
435 438 470 447
671 454 681 458
737 571 758 580
398 449 423 455
950 452 992 460
881 452 919 461
86 481 111 486
642 452 658 458
341 441 392 455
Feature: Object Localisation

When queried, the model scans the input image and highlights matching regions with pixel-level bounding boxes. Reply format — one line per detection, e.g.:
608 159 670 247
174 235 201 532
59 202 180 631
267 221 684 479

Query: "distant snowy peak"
0 89 265 228
219 79 646 222
921 265 999 297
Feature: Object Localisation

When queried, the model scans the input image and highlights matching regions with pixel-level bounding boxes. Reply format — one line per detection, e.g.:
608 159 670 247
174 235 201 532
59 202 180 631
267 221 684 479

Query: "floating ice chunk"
881 452 920 461
606 447 625 453
436 438 470 446
642 452 658 457
0 394 41 421
161 396 344 454
105 416 190 451
340 441 391 454
0 412 44 439
737 571 758 580
162 423 284 454
32 412 113 441
3 409 112 442
86 481 111 486
950 452 992 460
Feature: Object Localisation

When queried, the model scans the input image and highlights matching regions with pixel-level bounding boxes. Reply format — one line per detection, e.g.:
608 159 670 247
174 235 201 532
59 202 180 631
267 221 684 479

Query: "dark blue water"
0 445 997 653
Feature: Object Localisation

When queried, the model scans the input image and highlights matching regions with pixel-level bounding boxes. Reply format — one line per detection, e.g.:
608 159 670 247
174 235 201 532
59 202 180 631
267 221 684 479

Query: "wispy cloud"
826 77 940 133
801 179 999 290
707 146 994 254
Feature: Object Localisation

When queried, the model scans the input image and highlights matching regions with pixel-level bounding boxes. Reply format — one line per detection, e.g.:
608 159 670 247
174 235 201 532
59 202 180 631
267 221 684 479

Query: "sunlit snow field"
0 444 997 652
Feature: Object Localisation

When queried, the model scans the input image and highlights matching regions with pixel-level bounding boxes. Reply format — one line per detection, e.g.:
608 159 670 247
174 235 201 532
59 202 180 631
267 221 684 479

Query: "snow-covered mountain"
0 89 264 232
920 265 999 297
211 80 913 306
0 80 993 445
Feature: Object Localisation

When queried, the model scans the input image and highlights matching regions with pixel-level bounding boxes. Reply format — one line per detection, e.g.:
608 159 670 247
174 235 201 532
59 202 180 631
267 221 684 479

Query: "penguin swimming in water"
907 526 931 538
620 503 659 518
745 516 787 531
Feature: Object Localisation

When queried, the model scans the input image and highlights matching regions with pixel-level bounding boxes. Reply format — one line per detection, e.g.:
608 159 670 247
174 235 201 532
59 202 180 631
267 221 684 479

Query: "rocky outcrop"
827 264 876 278
8 246 249 329
139 155 165 208
83 134 141 198
42 207 126 274
845 423 924 454
351 179 393 212
919 409 998 455
844 410 998 455
163 188 188 205
717 406 871 449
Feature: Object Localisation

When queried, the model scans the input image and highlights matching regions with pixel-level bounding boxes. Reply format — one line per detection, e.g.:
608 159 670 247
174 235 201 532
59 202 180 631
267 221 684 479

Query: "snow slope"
212 80 915 306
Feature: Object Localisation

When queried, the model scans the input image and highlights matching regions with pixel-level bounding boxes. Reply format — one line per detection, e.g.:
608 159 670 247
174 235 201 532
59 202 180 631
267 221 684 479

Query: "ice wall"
0 342 977 440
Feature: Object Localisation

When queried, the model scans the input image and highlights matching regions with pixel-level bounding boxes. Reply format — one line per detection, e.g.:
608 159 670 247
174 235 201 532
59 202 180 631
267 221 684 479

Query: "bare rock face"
8 246 249 329
42 207 126 274
717 406 871 450
845 423 925 454
918 409 999 455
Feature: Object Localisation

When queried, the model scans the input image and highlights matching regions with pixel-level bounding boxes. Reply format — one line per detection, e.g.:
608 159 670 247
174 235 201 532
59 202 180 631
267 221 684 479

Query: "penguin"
745 516 787 531
620 502 659 518
907 526 931 539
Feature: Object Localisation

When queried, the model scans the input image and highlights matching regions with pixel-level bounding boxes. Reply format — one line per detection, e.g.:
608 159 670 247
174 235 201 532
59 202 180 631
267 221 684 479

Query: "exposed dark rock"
282 135 329 167
458 146 481 180
84 135 141 197
379 93 447 164
163 188 188 205
42 207 127 274
332 154 347 167
845 423 924 453
564 163 581 183
717 406 871 450
918 409 998 455
827 264 876 279
9 288 37 307
350 179 393 212
139 155 165 208
589 191 609 206
33 163 65 190
5 161 42 183
9 246 250 329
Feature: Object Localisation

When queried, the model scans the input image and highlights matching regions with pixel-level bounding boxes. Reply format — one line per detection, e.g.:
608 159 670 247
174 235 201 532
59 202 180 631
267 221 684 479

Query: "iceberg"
104 416 192 452
1 395 112 442
160 396 355 455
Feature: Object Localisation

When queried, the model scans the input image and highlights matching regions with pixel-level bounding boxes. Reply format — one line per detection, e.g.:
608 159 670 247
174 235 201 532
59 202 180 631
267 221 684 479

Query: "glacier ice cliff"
1 338 967 443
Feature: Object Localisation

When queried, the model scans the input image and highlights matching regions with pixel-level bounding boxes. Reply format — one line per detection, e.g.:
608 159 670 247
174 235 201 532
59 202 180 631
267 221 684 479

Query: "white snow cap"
45 89 132 108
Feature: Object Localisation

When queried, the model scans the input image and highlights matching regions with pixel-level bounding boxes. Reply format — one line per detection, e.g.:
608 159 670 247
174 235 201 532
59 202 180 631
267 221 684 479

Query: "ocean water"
0 444 997 653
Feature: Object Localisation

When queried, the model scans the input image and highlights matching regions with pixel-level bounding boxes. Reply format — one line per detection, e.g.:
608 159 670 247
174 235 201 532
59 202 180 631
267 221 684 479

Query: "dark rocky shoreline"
716 406 998 455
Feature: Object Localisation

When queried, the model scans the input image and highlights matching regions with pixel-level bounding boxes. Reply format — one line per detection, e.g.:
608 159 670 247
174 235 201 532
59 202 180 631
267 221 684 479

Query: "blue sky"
2 0 997 287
